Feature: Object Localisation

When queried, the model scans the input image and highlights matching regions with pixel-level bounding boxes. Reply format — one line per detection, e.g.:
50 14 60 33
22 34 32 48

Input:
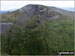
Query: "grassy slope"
1 14 74 55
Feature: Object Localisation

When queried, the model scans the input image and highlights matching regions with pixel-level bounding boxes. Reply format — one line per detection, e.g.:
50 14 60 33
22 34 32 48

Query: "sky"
1 1 75 11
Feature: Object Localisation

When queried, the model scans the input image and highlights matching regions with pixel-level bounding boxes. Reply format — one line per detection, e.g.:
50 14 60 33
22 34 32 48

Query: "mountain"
1 4 74 55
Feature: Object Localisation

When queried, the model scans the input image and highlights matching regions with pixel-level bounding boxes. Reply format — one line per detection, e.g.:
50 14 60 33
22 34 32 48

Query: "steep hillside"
1 4 74 55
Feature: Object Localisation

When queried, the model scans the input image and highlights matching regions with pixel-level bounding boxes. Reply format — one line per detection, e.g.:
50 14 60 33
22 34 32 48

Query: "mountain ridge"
18 4 74 18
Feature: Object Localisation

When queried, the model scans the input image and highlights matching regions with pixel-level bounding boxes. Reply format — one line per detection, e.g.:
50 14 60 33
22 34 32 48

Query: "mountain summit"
13 4 60 25
19 4 74 17
19 4 54 17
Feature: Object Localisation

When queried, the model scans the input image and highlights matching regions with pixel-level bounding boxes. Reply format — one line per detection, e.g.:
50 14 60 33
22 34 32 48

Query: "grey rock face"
19 4 48 16
19 4 59 18
18 4 60 25
19 4 38 14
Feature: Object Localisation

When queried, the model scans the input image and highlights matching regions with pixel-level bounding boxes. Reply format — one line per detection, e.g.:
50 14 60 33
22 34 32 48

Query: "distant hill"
64 8 75 11
0 11 8 14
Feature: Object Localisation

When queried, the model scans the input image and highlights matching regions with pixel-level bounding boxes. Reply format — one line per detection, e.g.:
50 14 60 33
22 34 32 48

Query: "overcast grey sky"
1 1 75 11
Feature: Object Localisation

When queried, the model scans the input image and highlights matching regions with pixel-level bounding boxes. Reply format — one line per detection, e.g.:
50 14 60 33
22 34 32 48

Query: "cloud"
1 1 74 11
